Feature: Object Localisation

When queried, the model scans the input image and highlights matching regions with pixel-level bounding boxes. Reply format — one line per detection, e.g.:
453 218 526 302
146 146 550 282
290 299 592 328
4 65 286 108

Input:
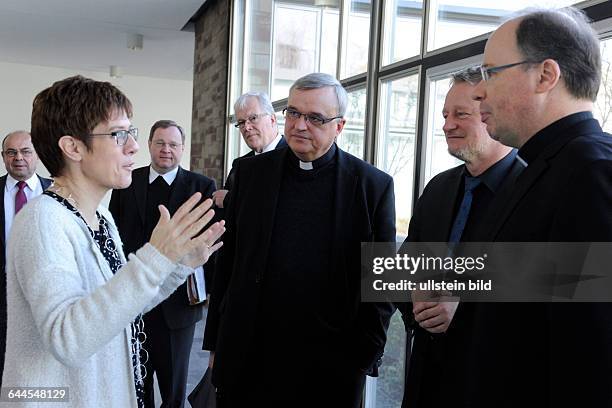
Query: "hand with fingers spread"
149 192 225 268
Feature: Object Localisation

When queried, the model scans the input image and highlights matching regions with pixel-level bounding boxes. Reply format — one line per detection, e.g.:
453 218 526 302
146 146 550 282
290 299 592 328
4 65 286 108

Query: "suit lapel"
256 149 287 264
39 176 52 191
0 175 6 252
488 159 548 240
332 150 358 249
132 167 149 226
486 119 595 240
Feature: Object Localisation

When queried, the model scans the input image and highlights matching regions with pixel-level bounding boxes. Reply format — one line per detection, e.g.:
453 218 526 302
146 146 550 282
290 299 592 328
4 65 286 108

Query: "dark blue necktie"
448 175 481 244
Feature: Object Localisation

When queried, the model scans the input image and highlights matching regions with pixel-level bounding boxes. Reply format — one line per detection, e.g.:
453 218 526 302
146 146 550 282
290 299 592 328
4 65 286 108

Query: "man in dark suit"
109 120 216 408
0 130 51 385
470 8 612 407
212 91 286 209
204 73 396 408
398 68 522 408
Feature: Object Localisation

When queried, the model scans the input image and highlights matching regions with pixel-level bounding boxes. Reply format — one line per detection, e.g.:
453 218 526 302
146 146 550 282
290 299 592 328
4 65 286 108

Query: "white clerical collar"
254 133 282 155
5 173 39 192
294 143 336 171
299 161 314 170
149 166 179 185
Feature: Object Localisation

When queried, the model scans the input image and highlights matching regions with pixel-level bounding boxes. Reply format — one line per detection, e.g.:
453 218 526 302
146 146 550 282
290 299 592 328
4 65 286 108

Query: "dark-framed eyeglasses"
234 113 269 129
2 148 34 158
89 127 138 146
152 141 183 150
282 108 342 127
479 60 543 82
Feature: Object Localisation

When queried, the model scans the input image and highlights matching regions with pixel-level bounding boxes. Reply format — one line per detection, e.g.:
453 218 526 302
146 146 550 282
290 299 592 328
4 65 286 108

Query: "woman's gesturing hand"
149 192 225 268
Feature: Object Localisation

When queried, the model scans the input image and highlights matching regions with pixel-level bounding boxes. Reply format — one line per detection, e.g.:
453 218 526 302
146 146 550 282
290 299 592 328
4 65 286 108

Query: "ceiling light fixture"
110 65 122 78
127 33 143 51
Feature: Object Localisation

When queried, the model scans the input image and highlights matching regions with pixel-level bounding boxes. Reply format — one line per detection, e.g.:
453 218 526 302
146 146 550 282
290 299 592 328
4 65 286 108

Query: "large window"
377 73 419 238
339 87 367 158
381 0 424 66
427 0 579 51
341 0 372 78
271 2 339 100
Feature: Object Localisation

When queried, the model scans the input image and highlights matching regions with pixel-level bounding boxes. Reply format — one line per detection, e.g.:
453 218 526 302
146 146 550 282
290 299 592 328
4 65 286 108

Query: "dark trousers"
215 367 365 408
142 307 196 408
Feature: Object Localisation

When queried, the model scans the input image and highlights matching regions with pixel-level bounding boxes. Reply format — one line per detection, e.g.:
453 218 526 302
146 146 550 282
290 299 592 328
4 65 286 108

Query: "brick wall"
190 0 230 187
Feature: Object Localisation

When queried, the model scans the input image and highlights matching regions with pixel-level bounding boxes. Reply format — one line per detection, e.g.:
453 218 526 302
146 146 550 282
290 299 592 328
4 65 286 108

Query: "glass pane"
237 0 341 100
229 0 246 106
381 0 424 66
595 37 612 133
377 74 419 239
427 0 579 52
423 77 461 186
364 312 407 408
338 88 366 159
341 0 371 78
244 0 274 93
321 6 340 75
272 2 339 100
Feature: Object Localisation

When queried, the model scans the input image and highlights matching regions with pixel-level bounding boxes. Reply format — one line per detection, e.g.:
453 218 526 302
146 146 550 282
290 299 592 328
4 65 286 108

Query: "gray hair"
234 91 275 116
450 66 483 86
511 7 601 101
289 73 348 117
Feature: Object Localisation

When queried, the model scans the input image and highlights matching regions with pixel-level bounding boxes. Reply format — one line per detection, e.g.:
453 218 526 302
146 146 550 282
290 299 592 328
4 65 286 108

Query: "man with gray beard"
396 67 524 408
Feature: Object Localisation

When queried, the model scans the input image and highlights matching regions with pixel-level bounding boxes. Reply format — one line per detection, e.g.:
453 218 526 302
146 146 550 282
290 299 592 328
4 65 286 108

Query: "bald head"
472 7 599 148
2 131 39 181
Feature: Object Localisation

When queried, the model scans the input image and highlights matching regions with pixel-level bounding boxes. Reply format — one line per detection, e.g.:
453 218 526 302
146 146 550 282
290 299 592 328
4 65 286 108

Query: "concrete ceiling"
0 0 206 80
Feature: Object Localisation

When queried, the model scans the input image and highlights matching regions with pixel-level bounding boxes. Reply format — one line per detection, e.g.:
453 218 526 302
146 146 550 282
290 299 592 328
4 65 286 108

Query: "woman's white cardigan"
2 194 194 407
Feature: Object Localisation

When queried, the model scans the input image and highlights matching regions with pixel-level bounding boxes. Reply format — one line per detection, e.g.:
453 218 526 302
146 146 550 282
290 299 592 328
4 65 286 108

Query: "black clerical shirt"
518 111 594 165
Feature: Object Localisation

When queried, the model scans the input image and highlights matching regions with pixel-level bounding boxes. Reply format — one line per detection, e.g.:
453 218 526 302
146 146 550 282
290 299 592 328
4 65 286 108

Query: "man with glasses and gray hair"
110 120 217 408
204 72 395 407
469 7 612 407
0 130 51 385
212 91 286 208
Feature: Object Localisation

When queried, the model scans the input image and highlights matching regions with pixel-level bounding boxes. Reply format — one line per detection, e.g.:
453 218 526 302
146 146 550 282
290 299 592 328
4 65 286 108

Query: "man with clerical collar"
0 130 51 386
212 91 286 208
468 7 612 407
204 73 396 408
397 66 524 408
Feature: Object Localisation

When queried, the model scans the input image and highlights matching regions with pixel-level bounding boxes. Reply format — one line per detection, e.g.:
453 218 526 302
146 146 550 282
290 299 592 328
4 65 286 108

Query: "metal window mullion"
363 0 383 166
411 62 429 213
316 7 323 72
411 0 432 209
337 0 349 79
269 2 278 99
223 0 240 182
421 0 432 58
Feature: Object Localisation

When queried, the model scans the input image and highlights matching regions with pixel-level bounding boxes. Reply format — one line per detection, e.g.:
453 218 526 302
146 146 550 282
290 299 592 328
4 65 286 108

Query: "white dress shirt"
254 133 282 155
148 165 179 185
